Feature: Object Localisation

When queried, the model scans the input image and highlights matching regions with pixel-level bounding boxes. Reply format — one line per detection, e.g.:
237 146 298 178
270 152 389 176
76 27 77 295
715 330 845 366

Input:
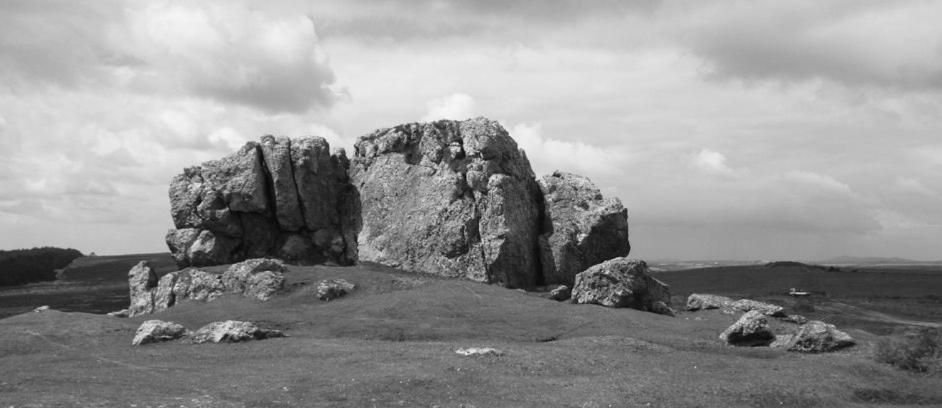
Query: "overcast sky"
1 0 940 261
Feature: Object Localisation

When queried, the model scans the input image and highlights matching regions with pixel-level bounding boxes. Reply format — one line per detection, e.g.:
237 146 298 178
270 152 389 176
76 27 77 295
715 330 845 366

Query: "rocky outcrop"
570 258 673 315
349 118 544 288
190 320 285 343
538 171 630 286
316 278 356 301
771 321 855 352
719 310 775 346
163 117 636 289
166 136 355 268
132 320 187 346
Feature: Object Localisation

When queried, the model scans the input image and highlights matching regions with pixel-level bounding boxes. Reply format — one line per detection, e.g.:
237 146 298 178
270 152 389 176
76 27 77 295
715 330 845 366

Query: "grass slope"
1 262 941 407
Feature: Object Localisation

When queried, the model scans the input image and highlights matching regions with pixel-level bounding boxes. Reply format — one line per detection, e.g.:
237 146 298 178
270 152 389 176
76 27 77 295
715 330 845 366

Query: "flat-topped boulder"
570 257 673 315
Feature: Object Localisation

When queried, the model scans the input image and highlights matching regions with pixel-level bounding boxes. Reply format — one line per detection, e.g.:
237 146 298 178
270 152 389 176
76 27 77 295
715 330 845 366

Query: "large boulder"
349 118 544 288
771 320 855 352
538 171 630 286
720 310 775 346
166 137 355 268
128 261 158 317
570 257 673 315
190 320 285 344
132 320 187 346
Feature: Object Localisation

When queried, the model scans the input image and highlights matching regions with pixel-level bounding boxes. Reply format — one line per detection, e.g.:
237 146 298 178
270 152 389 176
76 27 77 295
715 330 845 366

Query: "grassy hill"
0 258 940 406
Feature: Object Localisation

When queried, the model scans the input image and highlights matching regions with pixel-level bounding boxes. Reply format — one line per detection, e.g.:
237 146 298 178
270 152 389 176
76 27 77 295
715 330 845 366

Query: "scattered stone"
32 305 50 313
771 320 855 352
190 320 285 344
685 293 784 316
686 294 734 311
570 258 673 316
538 171 630 286
107 309 129 318
548 285 571 301
316 279 356 301
455 347 504 357
128 261 158 317
350 118 544 288
781 314 808 325
244 271 285 301
132 320 187 346
719 310 775 346
729 299 785 317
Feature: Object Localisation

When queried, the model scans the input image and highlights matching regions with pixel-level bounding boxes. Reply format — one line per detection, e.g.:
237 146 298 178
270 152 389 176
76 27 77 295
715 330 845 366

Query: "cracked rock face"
166 137 356 267
538 171 630 286
349 118 544 288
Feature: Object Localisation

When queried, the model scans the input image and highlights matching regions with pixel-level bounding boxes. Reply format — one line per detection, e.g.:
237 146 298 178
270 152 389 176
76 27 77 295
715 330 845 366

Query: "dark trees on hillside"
0 247 83 286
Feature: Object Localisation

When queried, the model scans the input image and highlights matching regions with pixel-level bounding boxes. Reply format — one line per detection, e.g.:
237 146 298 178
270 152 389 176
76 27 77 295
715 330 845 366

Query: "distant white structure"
789 288 810 297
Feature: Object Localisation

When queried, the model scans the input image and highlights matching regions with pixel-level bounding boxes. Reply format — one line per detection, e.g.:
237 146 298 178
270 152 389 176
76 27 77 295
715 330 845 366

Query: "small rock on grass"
316 278 356 301
32 305 50 313
455 347 504 357
719 310 775 347
548 285 571 301
132 320 187 346
190 320 285 344
107 309 129 318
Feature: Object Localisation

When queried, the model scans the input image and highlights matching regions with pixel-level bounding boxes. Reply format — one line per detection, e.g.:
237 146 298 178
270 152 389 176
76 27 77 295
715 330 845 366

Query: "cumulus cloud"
421 93 476 122
510 122 623 177
691 149 746 178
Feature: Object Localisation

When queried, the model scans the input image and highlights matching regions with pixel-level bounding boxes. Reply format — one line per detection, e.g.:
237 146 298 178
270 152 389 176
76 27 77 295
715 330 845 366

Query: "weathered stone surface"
686 294 784 316
781 314 809 325
259 136 304 231
128 261 157 317
570 257 672 315
686 293 734 311
729 299 785 317
166 136 353 268
350 118 543 288
221 258 287 293
548 285 571 301
720 310 775 346
132 320 187 346
538 171 630 286
244 271 285 301
316 278 356 301
190 320 284 344
771 320 855 352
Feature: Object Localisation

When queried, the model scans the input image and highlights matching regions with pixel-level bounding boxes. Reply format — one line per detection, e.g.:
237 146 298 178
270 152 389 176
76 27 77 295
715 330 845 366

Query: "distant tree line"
0 247 84 286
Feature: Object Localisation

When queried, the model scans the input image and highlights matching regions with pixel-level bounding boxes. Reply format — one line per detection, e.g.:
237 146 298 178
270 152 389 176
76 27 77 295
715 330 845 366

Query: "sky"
1 0 940 261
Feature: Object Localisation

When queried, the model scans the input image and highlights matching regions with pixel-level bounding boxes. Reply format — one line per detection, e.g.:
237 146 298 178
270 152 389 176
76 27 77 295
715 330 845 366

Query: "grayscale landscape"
1 1 940 407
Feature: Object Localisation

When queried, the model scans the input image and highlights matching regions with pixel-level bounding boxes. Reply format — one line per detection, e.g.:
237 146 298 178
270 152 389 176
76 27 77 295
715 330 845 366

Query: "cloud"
691 149 746 178
896 177 936 196
676 1 942 91
510 122 623 177
421 93 476 122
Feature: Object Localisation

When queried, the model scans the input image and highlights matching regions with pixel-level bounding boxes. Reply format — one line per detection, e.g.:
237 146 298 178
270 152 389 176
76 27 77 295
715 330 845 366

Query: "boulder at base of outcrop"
132 320 187 346
771 321 855 352
316 278 356 301
538 171 630 286
166 136 355 268
720 310 775 346
128 261 158 317
221 258 287 301
349 118 544 289
190 320 285 344
570 258 673 315
548 285 572 301
152 268 227 312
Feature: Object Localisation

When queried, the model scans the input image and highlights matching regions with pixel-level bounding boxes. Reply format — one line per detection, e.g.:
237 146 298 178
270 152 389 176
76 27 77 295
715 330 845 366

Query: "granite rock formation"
719 310 775 346
538 171 630 286
570 258 672 315
166 136 355 268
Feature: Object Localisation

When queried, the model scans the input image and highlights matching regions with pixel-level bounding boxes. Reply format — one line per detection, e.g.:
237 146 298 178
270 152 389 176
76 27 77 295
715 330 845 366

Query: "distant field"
655 263 942 333
0 252 176 318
